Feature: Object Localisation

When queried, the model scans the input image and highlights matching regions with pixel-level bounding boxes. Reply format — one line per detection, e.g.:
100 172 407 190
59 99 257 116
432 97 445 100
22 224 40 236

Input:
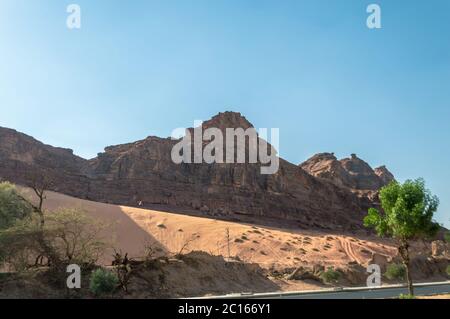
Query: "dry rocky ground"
0 189 448 298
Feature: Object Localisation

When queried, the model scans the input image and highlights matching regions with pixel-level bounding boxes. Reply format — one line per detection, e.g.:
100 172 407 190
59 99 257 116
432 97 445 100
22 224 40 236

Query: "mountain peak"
201 111 254 131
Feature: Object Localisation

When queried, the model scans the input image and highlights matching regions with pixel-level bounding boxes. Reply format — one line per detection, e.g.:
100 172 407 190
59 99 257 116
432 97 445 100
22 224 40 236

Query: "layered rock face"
0 112 392 231
0 127 90 195
300 152 395 193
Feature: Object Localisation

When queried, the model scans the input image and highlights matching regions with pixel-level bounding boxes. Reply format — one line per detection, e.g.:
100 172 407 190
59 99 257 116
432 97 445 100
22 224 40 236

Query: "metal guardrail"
191 281 450 299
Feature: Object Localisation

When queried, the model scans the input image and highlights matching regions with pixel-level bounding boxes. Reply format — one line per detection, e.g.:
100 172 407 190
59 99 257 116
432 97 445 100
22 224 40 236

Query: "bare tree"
225 228 231 259
175 234 198 258
12 174 61 267
16 173 53 228
112 249 133 293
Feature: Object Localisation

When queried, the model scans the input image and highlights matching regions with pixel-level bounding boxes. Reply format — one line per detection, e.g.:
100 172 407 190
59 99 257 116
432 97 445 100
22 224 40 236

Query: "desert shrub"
89 268 118 296
44 208 110 265
384 263 406 281
0 208 110 271
0 182 32 230
320 267 340 283
0 215 44 270
399 294 415 299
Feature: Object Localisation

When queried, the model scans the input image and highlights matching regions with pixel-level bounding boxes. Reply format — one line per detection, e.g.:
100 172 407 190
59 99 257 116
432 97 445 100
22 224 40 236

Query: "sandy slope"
19 188 400 271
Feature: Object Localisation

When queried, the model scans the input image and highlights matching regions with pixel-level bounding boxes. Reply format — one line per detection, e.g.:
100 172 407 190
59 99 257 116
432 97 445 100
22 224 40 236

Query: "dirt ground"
3 188 445 298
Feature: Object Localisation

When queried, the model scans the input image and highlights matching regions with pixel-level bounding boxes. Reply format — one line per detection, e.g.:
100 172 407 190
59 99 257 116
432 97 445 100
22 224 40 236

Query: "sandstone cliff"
0 112 390 231
300 152 395 192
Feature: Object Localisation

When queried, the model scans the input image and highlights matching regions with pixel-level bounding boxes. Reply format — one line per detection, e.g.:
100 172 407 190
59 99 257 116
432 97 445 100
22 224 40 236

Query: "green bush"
0 182 32 230
384 263 406 281
399 294 415 299
446 265 450 277
320 267 340 283
384 264 406 280
89 268 118 297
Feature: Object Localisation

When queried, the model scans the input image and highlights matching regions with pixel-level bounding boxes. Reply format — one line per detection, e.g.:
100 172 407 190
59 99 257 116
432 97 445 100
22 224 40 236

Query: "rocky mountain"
0 112 393 231
300 152 395 193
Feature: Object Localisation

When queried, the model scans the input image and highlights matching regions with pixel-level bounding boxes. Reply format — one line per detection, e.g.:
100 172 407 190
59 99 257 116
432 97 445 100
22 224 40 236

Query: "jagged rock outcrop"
374 166 395 186
300 152 395 192
0 112 389 231
431 240 449 258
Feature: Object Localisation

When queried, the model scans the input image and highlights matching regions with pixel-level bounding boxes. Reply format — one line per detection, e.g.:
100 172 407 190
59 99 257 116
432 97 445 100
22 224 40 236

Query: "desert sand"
21 188 399 272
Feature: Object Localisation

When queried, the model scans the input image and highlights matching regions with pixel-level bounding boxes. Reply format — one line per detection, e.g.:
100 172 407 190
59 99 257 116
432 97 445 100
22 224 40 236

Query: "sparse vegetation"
0 180 109 273
0 208 108 271
225 228 231 259
112 251 133 292
320 267 340 284
384 263 406 281
0 182 32 230
399 294 415 299
446 265 450 277
175 234 198 257
45 208 109 265
89 268 119 297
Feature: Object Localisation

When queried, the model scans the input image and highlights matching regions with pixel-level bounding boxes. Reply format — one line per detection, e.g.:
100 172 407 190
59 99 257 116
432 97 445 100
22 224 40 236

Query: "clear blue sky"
0 0 449 227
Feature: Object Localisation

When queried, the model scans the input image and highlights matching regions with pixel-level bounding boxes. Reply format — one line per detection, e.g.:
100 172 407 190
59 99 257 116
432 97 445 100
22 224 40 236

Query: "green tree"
0 182 32 230
364 178 439 296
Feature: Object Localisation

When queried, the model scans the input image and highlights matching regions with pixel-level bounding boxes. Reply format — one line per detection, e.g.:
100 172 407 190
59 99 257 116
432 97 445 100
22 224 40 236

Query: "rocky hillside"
300 152 395 193
0 112 393 231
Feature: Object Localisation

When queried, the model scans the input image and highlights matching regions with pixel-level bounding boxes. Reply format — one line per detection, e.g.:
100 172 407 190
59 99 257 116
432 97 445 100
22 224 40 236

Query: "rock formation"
0 112 393 231
300 152 395 192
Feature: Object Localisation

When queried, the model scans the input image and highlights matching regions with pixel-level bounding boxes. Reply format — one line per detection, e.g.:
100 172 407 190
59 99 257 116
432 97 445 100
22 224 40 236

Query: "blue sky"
0 0 449 227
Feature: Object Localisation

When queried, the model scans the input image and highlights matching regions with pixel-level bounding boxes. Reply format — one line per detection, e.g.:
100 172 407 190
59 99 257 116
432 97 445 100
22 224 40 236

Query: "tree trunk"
404 261 414 296
399 241 414 296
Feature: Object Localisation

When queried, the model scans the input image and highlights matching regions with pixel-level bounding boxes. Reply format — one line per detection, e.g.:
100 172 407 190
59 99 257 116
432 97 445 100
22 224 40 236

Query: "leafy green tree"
0 182 32 230
364 178 439 296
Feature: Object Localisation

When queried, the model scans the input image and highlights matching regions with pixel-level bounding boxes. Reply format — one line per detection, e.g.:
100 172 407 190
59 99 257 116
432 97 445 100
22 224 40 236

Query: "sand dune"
19 188 399 271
